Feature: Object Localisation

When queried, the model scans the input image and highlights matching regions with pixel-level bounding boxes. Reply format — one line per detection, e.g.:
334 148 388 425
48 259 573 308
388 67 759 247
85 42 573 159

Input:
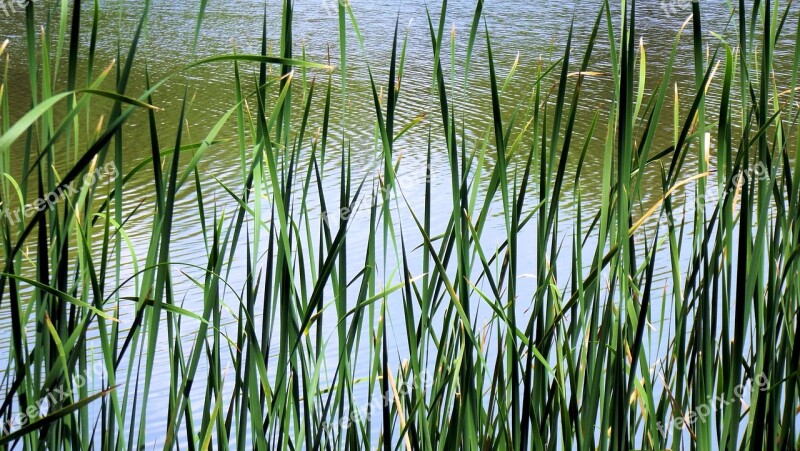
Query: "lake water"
1 0 798 446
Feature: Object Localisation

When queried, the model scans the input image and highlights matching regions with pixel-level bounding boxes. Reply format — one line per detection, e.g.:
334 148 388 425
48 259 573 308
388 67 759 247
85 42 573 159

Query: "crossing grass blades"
0 0 799 449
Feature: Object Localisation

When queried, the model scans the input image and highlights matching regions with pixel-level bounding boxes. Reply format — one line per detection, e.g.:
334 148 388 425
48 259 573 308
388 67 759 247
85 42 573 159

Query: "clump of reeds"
0 0 798 449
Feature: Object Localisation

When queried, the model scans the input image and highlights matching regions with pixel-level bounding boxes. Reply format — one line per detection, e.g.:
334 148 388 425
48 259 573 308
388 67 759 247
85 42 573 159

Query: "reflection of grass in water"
0 0 798 449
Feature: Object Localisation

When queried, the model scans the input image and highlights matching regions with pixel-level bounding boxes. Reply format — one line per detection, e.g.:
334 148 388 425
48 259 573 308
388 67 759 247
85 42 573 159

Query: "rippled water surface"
1 0 798 445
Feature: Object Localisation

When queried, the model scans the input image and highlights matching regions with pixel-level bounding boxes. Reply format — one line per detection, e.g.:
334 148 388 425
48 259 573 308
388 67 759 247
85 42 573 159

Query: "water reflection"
1 0 797 444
